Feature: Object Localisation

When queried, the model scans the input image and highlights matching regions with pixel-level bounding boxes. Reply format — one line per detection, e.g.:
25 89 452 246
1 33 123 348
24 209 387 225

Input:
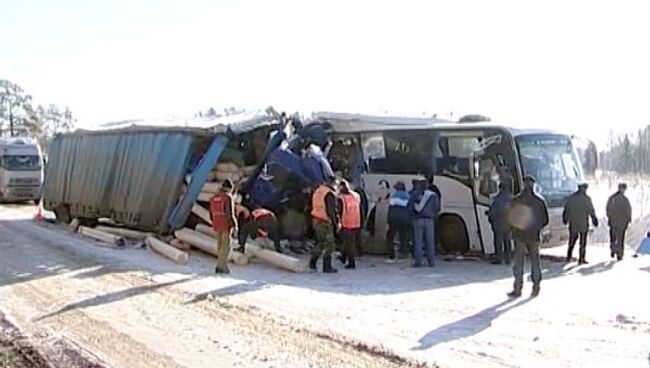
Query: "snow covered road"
1 204 649 368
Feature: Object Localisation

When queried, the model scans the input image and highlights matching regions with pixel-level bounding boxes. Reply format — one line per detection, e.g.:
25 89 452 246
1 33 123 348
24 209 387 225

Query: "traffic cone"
35 201 43 222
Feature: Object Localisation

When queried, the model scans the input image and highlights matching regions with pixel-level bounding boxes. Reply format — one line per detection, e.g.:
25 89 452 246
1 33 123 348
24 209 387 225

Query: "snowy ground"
1 204 650 368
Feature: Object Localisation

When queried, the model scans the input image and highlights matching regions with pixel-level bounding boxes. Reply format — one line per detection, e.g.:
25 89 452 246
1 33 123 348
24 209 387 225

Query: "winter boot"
309 254 319 272
507 290 522 299
323 255 338 273
531 284 540 298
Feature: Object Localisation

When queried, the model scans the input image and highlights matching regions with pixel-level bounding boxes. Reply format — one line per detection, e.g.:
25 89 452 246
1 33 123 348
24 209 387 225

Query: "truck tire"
53 204 72 224
438 215 469 254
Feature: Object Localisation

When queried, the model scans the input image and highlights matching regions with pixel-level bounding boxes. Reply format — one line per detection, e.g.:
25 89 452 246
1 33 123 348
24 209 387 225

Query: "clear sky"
1 0 649 147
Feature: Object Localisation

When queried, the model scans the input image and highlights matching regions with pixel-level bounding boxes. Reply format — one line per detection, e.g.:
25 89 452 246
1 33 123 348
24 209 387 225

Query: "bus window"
329 135 365 185
436 135 479 177
380 131 435 175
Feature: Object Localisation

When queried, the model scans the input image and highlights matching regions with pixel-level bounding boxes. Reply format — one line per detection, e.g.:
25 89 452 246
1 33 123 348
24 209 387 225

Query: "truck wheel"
53 204 71 224
438 215 469 254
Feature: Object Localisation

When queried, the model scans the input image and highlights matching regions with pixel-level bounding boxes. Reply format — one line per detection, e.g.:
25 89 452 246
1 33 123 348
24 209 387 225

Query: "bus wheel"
438 215 469 254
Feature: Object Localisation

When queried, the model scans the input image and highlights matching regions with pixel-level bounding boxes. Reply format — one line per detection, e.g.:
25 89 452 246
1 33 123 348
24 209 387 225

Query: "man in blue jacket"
410 179 440 268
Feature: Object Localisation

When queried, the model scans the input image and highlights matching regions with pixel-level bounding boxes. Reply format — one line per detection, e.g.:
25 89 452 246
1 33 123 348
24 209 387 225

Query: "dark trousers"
493 229 512 263
609 226 627 259
568 230 588 262
386 219 411 259
238 217 281 251
341 229 360 267
512 240 541 293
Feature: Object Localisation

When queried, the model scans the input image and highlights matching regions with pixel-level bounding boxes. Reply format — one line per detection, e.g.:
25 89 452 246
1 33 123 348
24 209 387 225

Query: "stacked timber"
195 161 256 203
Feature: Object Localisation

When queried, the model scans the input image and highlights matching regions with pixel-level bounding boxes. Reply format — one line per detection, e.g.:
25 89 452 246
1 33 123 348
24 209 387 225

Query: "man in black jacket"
507 175 549 298
563 183 598 264
606 183 632 261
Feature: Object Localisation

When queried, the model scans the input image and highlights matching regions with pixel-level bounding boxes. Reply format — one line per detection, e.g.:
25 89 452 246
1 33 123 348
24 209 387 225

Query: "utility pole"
9 102 14 136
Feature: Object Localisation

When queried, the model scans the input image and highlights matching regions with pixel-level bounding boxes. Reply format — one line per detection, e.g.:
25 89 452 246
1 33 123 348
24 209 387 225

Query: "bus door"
470 132 514 255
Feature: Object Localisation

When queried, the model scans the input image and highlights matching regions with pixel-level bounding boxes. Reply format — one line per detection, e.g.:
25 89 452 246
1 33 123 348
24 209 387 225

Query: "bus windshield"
516 134 583 203
1 155 42 171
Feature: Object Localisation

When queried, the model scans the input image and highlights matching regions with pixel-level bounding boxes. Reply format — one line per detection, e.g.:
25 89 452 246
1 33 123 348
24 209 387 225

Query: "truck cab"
0 137 44 203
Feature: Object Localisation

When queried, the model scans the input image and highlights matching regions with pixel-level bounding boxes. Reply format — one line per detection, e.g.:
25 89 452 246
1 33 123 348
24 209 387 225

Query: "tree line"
599 125 650 174
0 79 75 151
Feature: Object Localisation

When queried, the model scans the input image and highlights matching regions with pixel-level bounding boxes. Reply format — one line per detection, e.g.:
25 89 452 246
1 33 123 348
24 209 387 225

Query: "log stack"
196 161 256 203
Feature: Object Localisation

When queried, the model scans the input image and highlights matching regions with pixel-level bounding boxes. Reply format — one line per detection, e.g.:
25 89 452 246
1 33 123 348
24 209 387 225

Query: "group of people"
486 176 634 298
385 177 441 268
562 182 632 262
208 179 284 274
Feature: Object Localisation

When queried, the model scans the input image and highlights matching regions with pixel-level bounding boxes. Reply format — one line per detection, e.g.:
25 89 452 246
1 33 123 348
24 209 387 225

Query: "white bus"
318 112 584 255
0 137 45 203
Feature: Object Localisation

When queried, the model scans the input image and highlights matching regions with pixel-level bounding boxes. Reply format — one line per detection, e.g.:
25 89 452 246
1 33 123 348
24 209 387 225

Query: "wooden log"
241 165 257 176
145 237 188 264
68 218 80 232
78 226 125 247
95 225 154 240
192 204 212 225
244 242 307 273
215 171 240 182
195 223 217 238
170 238 191 250
197 191 213 203
202 182 221 193
97 217 117 226
216 162 240 173
174 228 248 265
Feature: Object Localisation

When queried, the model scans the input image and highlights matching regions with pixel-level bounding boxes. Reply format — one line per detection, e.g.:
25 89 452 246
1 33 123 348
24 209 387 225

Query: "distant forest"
600 125 650 174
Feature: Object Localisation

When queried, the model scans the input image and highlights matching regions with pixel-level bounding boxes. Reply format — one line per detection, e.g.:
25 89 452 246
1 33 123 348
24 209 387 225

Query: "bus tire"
438 215 469 254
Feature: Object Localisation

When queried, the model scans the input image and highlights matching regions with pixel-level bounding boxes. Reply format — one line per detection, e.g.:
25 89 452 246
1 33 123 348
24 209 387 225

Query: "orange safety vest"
210 192 234 233
311 185 334 222
252 208 274 220
340 192 361 230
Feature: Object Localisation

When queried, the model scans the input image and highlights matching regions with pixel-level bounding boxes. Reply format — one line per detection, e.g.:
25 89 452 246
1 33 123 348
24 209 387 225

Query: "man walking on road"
309 177 341 273
606 183 632 261
209 179 237 274
488 180 513 265
507 175 549 298
563 183 599 264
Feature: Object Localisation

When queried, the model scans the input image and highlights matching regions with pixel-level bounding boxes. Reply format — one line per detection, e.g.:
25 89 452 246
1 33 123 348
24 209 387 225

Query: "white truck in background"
0 137 45 203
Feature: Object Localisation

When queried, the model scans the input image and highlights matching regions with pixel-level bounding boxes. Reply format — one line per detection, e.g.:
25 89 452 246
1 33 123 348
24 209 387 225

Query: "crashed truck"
310 112 588 254
42 109 288 233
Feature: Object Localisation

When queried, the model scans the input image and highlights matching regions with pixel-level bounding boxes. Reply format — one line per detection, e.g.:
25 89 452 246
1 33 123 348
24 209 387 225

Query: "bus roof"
312 112 573 137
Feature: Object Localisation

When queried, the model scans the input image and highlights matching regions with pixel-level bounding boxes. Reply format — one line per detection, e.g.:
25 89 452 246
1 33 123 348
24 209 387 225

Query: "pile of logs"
71 221 307 273
196 162 256 205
